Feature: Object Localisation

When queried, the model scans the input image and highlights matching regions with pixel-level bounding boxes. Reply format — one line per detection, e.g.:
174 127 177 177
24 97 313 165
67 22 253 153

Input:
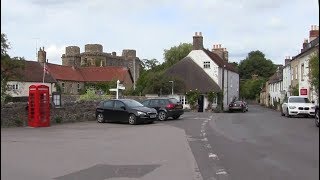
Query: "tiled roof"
46 63 132 82
203 49 238 73
165 57 221 93
79 66 131 82
7 61 56 83
268 69 283 84
46 63 84 81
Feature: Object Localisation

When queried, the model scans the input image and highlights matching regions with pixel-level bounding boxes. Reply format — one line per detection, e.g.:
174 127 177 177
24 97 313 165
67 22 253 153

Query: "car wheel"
172 115 180 120
128 114 137 125
158 111 167 121
315 110 319 127
97 113 105 123
286 108 291 118
242 108 246 113
281 109 285 116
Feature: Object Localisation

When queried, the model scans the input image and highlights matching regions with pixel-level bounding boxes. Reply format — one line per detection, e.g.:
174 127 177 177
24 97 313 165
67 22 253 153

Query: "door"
150 99 161 111
103 100 114 122
198 95 204 112
113 100 128 122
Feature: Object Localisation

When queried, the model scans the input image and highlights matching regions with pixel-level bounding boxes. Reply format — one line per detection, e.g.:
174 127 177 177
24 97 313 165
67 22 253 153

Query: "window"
114 101 125 109
61 83 65 93
150 99 159 106
203 61 210 69
103 100 114 109
8 84 19 90
301 64 304 81
77 83 81 93
179 96 188 104
142 100 150 106
295 66 298 80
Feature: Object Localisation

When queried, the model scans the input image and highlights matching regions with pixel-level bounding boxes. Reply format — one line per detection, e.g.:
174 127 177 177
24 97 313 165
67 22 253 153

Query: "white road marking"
216 169 228 175
205 144 212 148
201 138 208 141
208 153 218 159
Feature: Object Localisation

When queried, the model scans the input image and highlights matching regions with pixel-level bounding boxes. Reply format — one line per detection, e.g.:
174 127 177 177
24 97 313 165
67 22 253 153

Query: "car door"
113 100 128 122
150 99 161 111
103 100 114 122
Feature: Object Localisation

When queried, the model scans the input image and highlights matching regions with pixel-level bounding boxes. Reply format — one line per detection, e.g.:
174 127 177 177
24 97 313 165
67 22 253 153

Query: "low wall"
1 95 148 128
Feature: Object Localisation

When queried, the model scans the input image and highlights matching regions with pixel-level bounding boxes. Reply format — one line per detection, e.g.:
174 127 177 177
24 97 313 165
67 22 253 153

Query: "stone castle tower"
61 44 141 88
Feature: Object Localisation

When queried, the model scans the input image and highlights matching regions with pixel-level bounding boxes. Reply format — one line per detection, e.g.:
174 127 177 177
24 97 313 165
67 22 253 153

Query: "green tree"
309 52 319 96
238 50 276 79
163 43 192 67
1 33 25 103
240 78 265 100
141 58 159 70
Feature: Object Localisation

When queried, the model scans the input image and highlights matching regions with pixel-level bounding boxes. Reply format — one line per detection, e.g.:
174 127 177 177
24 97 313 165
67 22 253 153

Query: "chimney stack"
284 56 291 65
192 32 204 50
212 44 228 62
309 25 319 42
37 47 46 63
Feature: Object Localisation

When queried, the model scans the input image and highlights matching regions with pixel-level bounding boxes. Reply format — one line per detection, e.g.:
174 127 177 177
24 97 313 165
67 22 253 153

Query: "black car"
229 100 248 112
95 99 157 125
141 98 184 121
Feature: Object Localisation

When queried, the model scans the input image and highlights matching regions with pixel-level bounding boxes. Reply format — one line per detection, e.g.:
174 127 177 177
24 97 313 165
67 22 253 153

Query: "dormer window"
203 61 210 69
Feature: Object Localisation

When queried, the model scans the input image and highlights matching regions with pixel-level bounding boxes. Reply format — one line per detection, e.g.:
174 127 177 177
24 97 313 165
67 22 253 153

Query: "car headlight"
289 106 296 109
137 111 146 116
311 106 315 109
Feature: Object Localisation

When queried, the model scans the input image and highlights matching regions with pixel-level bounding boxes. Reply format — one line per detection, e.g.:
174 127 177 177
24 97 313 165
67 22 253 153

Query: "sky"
1 0 319 66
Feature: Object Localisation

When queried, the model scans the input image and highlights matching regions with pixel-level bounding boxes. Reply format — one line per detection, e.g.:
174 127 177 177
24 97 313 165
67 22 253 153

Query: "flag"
42 63 48 83
43 63 48 74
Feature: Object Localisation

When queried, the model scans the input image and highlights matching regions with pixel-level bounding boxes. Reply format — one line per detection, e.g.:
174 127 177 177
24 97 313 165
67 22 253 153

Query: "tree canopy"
309 52 319 96
163 43 192 67
238 50 276 80
1 33 25 103
131 43 192 95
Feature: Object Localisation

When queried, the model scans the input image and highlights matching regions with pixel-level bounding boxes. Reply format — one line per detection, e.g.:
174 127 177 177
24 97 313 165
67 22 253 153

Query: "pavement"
1 121 203 180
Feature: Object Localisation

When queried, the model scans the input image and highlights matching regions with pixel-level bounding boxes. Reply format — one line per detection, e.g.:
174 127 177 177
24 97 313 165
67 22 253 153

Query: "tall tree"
163 43 192 66
1 33 25 103
238 50 276 79
141 58 159 70
309 52 319 96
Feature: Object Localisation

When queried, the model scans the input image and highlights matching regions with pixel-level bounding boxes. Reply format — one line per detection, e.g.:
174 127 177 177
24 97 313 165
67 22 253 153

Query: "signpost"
109 80 125 99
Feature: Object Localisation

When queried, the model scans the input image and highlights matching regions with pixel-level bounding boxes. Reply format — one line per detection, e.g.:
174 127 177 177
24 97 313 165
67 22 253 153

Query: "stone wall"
1 95 148 128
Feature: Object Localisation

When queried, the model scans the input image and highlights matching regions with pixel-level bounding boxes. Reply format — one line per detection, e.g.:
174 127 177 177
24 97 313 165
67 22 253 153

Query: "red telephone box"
28 84 50 127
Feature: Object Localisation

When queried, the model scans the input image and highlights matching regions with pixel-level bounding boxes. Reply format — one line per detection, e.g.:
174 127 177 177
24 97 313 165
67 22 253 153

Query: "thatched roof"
165 57 221 93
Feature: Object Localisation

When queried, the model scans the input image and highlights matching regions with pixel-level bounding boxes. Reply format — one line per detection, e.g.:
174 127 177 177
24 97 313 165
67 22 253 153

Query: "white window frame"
203 61 210 69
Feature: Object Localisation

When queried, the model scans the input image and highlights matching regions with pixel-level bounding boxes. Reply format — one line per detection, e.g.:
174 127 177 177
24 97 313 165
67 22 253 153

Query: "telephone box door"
28 84 50 127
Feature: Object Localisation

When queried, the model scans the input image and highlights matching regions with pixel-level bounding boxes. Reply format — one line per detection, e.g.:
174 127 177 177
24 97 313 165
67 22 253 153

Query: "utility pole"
133 58 136 90
169 81 174 95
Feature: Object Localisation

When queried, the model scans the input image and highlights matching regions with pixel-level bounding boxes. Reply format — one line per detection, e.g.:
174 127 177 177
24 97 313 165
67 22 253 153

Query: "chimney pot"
195 32 198 36
199 32 202 36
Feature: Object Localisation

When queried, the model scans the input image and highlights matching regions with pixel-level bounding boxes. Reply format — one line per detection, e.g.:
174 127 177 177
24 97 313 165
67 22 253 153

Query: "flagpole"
42 62 45 83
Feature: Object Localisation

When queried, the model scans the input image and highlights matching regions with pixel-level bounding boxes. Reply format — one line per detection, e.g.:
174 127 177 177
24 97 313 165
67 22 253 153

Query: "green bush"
55 116 62 123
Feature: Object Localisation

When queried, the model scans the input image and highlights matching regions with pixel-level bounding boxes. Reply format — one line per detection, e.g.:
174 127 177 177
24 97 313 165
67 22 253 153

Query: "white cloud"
46 45 66 65
1 0 319 66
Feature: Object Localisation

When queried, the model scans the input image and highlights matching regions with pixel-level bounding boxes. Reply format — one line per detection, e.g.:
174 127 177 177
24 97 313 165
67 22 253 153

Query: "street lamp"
169 81 174 95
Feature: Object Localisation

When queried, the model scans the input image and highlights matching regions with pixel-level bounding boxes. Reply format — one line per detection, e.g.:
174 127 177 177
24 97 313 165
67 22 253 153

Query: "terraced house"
260 25 319 108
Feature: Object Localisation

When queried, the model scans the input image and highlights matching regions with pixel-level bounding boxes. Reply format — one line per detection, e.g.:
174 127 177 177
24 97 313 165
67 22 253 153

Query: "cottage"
165 32 240 111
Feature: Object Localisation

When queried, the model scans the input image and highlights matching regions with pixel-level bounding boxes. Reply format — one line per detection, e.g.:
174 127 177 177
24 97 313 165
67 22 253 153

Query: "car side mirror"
312 101 315 104
120 106 126 110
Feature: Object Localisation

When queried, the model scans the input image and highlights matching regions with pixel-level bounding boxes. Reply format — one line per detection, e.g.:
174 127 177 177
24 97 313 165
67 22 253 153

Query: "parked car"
315 105 319 127
95 99 157 125
228 100 248 112
141 98 184 121
281 96 316 118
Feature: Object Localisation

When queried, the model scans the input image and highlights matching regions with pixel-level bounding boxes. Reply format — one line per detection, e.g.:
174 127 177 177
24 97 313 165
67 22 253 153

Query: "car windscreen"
289 97 311 103
169 98 180 104
234 101 243 104
121 99 144 108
